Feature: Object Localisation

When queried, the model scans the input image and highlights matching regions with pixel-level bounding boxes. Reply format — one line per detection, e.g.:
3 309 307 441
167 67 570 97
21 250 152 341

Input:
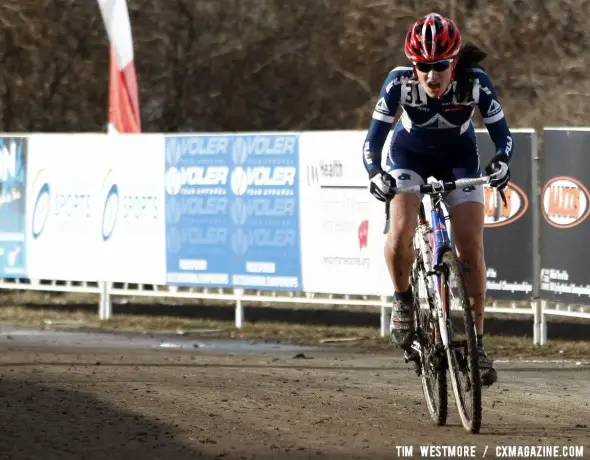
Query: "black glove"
485 152 510 191
369 169 396 202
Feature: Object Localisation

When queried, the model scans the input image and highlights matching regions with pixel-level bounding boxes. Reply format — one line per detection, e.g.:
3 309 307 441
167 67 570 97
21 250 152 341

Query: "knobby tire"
442 255 482 433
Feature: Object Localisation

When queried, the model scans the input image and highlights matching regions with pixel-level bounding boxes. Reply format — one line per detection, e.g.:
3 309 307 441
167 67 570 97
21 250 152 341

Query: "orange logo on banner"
542 176 590 228
483 182 529 228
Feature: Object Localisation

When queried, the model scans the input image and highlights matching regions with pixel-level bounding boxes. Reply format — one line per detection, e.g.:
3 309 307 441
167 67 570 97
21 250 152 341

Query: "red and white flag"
97 0 141 133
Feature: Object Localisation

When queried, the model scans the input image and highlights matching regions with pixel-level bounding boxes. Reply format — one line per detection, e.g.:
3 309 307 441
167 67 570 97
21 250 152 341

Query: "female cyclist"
362 12 513 387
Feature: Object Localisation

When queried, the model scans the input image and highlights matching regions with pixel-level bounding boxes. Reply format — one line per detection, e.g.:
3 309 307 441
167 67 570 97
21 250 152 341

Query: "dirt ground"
0 328 589 460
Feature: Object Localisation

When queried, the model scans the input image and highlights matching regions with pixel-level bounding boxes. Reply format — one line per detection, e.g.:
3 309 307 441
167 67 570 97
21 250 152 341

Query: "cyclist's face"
415 60 453 98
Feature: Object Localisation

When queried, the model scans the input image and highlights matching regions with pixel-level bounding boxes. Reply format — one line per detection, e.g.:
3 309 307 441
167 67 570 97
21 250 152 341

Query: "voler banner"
164 134 302 290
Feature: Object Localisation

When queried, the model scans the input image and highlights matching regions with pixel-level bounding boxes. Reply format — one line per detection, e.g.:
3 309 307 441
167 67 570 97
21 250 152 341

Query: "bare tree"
0 0 588 132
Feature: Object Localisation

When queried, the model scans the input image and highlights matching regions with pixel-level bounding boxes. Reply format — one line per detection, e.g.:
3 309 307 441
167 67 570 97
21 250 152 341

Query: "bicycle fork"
417 226 462 361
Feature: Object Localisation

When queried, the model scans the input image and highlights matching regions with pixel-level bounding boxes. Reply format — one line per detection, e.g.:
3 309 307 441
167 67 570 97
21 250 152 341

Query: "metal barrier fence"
1 128 590 346
1 276 589 346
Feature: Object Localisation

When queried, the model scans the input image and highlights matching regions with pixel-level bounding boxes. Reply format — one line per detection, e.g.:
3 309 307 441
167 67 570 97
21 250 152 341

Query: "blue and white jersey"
362 64 514 176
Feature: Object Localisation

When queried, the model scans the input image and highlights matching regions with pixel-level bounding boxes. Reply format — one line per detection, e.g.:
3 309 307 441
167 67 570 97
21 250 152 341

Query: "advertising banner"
540 128 590 302
477 129 535 300
0 136 28 278
98 134 166 284
300 130 535 300
299 131 392 296
26 134 166 283
165 134 302 290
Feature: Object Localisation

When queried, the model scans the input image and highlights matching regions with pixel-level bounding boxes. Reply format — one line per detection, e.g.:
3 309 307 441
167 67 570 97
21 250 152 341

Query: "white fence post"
99 281 112 320
533 299 541 345
234 288 244 328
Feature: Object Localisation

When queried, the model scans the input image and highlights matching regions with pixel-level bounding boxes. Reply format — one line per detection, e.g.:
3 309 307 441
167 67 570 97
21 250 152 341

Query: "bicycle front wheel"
440 254 482 434
412 252 447 426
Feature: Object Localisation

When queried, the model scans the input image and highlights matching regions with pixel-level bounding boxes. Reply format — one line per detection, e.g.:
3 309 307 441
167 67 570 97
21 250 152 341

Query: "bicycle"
382 166 507 434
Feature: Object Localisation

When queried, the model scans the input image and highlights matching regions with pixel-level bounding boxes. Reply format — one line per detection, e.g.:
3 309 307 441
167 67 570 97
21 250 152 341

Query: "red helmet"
404 13 462 63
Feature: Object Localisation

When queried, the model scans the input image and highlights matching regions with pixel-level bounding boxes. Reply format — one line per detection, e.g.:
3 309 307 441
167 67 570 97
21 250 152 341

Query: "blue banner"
165 134 302 290
0 137 27 278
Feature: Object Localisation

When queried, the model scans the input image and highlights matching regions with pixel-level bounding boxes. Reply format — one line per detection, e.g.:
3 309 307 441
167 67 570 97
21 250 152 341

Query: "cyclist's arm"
362 67 408 177
473 68 514 160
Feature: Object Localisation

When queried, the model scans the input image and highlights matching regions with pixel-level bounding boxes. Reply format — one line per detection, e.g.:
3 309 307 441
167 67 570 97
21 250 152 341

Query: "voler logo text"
166 166 229 195
231 166 296 196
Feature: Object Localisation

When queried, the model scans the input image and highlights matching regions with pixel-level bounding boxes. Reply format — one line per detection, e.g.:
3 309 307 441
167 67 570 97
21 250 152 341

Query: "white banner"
100 134 165 283
26 134 166 283
299 131 392 296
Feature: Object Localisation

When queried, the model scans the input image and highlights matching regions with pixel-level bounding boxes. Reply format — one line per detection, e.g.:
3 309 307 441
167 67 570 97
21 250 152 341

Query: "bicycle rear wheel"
440 253 482 433
412 250 447 426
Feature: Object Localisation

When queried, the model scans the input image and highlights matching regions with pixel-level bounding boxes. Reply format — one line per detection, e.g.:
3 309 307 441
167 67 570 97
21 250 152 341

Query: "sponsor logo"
101 169 119 241
166 136 231 165
483 182 529 228
230 166 296 196
167 196 228 223
375 97 389 114
175 226 228 247
165 166 229 196
363 142 374 168
101 170 159 241
231 228 249 256
306 159 343 186
306 165 319 186
319 159 342 178
231 197 294 225
232 138 250 166
0 137 25 182
31 169 50 239
231 135 297 166
358 220 368 249
231 228 296 256
487 99 502 117
542 176 590 228
505 136 513 157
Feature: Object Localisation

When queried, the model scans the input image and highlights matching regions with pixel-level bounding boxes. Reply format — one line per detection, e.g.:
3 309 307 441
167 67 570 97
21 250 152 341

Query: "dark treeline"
0 0 587 133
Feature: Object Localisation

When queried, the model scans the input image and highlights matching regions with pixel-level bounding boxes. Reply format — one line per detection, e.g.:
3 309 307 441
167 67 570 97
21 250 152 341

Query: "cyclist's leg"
442 136 497 384
384 134 429 349
447 200 486 335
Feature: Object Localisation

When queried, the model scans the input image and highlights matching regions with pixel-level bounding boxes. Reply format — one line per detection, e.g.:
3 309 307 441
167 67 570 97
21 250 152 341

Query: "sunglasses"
415 60 453 72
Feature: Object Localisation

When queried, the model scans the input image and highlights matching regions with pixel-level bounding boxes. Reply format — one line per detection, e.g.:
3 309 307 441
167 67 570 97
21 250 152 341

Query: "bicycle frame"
382 166 508 350
417 194 454 349
381 171 508 433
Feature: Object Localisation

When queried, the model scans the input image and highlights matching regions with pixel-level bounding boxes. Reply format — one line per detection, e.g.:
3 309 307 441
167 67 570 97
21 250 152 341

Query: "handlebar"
382 163 509 234
388 162 508 197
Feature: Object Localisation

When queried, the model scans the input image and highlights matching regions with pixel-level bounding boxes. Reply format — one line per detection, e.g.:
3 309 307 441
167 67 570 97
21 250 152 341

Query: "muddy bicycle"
383 166 507 434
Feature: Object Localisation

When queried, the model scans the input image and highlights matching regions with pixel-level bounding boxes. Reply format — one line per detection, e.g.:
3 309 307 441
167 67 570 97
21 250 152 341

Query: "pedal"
403 349 417 363
404 339 422 375
481 368 498 388
404 349 422 376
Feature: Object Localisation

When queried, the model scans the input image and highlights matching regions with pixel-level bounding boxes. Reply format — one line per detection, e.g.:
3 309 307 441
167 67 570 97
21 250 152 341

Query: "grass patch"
1 305 589 359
